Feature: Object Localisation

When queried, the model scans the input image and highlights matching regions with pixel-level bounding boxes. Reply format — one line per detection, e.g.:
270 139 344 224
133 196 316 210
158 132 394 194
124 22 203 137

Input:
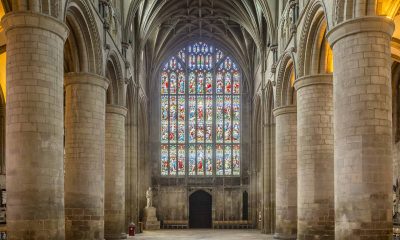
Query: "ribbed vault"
125 0 274 89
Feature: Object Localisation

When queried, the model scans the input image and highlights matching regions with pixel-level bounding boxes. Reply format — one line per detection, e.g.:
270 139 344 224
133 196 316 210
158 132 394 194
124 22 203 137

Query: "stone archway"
189 190 212 228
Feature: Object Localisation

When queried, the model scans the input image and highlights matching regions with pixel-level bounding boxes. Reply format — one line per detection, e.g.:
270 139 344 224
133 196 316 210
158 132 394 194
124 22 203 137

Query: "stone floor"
128 229 273 239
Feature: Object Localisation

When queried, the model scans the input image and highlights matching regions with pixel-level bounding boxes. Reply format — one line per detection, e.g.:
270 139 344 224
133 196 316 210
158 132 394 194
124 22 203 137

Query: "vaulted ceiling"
124 0 275 84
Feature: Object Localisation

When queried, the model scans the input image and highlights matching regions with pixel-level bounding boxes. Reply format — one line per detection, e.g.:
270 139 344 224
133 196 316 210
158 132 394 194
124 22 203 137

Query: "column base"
105 233 127 239
273 233 296 240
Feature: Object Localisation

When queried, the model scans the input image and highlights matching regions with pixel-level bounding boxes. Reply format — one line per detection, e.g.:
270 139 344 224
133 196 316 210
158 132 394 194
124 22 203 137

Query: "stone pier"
64 72 109 239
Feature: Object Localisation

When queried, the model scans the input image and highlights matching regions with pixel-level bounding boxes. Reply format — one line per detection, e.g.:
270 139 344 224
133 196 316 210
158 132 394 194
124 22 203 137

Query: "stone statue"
146 187 153 208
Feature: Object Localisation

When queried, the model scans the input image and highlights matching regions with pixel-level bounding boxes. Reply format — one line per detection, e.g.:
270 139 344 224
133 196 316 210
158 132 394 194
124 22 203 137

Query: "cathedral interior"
0 0 399 239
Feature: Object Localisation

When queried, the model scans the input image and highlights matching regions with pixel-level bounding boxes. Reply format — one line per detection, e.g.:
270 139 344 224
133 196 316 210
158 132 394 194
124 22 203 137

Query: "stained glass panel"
161 72 168 94
170 145 177 174
189 72 196 94
216 145 224 175
205 145 213 175
178 145 185 175
224 145 232 175
224 96 232 143
161 122 168 143
216 72 223 94
178 72 185 94
233 72 240 94
197 72 204 94
170 72 177 94
225 72 232 94
189 145 196 175
206 72 213 94
233 145 240 176
161 145 169 175
216 96 224 143
160 42 241 176
170 123 177 142
197 145 204 175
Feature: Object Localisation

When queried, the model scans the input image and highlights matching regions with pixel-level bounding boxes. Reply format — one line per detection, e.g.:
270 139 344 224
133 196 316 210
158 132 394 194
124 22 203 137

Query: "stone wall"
155 186 247 222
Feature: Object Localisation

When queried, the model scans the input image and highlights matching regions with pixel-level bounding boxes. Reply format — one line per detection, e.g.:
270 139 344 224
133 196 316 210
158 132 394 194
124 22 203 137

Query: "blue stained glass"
161 122 168 143
161 72 169 94
216 72 224 94
161 145 169 175
170 72 177 94
197 72 204 94
189 72 196 94
178 72 185 94
224 145 232 175
160 42 241 176
216 145 224 175
178 49 186 62
206 145 213 175
170 145 177 174
189 145 196 175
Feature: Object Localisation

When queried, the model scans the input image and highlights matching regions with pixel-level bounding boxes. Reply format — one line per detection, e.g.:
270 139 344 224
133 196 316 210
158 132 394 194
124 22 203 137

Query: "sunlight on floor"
128 229 273 239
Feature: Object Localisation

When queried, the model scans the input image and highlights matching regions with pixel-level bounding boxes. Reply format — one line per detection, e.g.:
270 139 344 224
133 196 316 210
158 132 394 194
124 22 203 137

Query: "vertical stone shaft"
327 17 394 239
294 75 334 239
2 12 68 239
65 73 109 240
105 105 128 240
273 106 297 240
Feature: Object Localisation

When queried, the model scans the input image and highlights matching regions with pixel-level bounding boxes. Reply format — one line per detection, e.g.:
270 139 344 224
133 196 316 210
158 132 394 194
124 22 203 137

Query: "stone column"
294 74 334 239
273 106 297 240
327 17 394 239
105 105 128 240
1 12 68 239
65 72 109 239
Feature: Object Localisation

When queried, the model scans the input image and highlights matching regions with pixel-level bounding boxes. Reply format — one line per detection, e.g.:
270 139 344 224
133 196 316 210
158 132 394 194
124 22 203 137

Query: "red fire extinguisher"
128 222 136 236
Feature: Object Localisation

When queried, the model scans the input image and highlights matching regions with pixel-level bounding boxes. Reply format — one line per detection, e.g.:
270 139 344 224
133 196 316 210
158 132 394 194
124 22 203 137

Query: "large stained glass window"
161 42 241 176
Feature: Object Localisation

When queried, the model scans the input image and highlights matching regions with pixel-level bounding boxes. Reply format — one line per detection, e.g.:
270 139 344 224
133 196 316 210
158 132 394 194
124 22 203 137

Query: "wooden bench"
213 220 252 229
162 220 189 229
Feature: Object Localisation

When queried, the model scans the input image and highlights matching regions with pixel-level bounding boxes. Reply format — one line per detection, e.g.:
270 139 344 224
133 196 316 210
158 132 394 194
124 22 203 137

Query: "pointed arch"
106 50 124 105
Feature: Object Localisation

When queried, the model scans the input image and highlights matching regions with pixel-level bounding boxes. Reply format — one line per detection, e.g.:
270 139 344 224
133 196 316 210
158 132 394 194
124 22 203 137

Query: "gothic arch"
298 1 331 77
106 51 124 105
64 0 103 75
275 52 296 107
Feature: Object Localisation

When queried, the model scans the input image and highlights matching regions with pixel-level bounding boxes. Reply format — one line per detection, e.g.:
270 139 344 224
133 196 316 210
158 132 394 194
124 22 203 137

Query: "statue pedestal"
143 207 160 230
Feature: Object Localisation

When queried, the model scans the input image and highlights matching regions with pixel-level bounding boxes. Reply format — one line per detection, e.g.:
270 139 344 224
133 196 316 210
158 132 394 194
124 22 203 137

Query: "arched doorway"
189 190 212 228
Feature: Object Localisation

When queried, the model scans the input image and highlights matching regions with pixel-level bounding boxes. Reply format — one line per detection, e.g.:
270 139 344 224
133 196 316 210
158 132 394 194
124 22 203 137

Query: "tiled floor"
129 229 273 239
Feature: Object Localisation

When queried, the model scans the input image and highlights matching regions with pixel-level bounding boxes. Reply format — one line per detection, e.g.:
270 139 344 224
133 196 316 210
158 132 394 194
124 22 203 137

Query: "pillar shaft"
105 105 127 240
65 72 109 240
2 12 68 239
327 17 394 239
273 106 297 240
294 74 334 239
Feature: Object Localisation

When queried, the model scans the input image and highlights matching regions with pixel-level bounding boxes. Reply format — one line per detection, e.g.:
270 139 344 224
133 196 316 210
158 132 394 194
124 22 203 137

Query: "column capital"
294 74 332 91
273 105 297 117
106 104 128 117
1 11 69 41
65 72 110 90
327 16 394 48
